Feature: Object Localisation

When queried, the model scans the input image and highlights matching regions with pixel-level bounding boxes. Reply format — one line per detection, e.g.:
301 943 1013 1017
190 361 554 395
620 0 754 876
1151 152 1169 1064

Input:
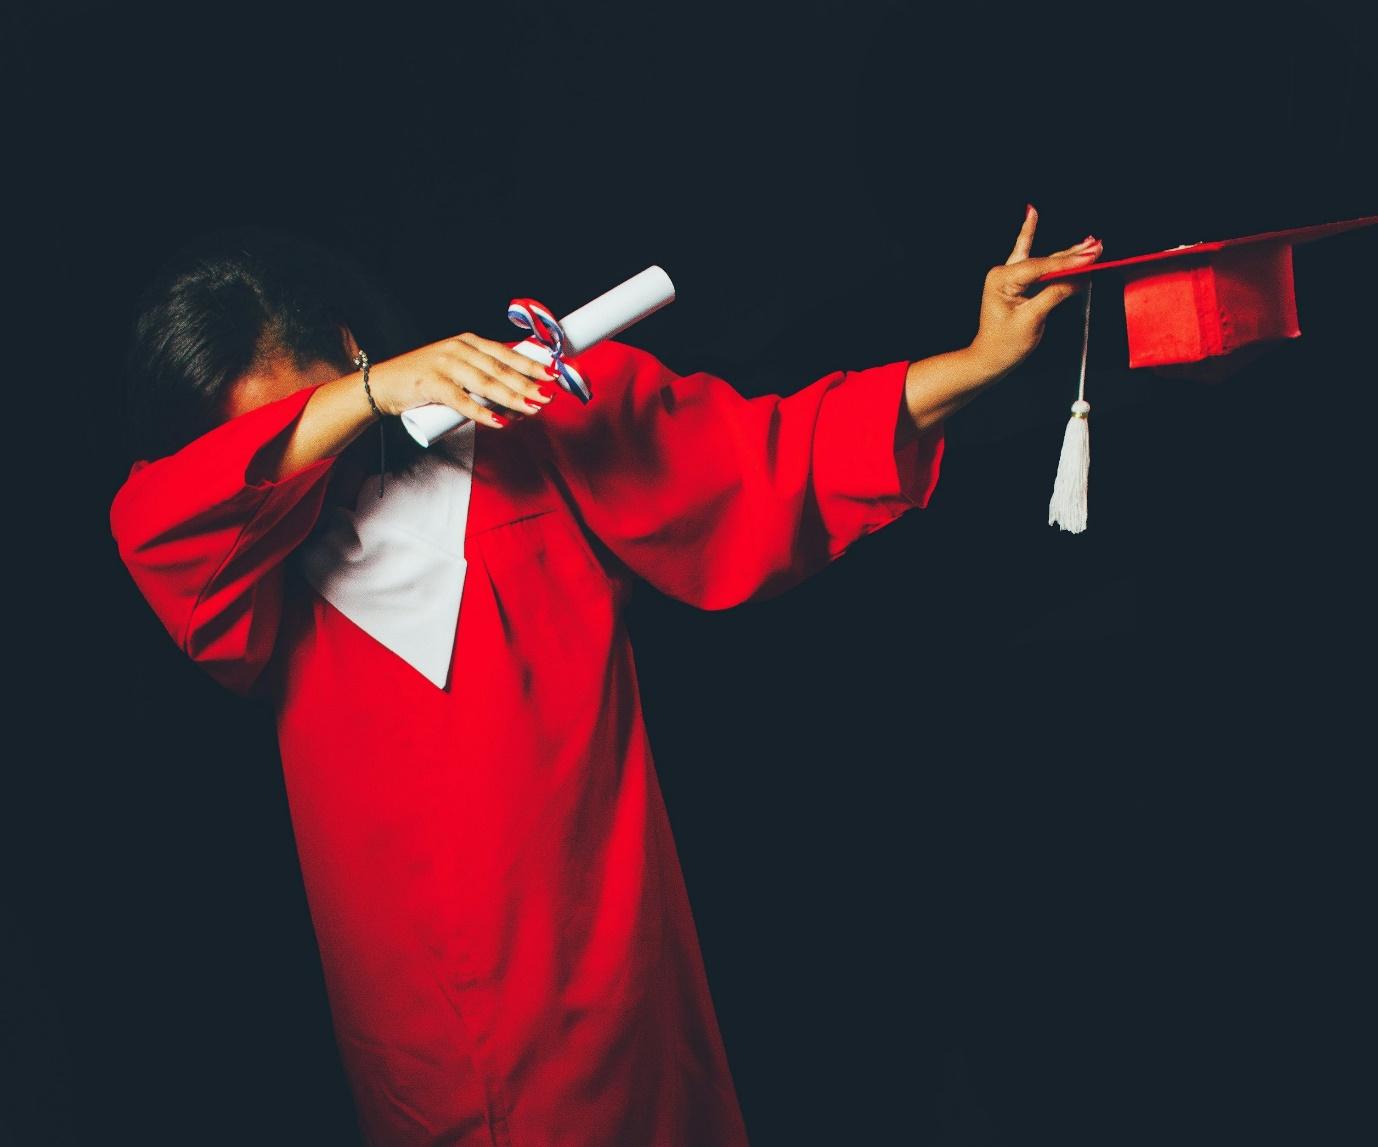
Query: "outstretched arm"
535 208 1100 610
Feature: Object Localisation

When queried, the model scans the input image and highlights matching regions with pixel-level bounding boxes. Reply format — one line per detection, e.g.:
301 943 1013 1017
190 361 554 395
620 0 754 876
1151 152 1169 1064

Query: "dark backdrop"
5 2 1375 1144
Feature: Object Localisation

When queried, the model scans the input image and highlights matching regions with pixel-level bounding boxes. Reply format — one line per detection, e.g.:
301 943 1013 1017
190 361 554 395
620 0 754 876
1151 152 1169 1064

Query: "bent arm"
110 383 344 695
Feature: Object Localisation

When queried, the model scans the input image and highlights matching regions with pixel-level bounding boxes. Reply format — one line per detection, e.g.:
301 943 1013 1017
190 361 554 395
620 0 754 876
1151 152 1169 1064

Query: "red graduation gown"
109 339 944 1146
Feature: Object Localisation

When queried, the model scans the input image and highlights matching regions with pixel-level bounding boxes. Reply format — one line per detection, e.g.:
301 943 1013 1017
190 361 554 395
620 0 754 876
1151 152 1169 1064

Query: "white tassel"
1049 281 1094 534
1048 399 1090 533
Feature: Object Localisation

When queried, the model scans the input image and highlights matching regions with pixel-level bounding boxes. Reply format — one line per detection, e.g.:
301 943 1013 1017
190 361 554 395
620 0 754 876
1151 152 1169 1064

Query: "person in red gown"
110 210 1100 1146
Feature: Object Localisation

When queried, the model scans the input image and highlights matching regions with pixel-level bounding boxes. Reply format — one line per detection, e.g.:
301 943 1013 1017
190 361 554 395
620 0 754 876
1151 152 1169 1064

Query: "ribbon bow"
506 298 592 403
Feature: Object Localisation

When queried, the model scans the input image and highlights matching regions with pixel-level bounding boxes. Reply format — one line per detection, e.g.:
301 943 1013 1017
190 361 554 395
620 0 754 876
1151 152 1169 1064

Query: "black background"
5 2 1376 1144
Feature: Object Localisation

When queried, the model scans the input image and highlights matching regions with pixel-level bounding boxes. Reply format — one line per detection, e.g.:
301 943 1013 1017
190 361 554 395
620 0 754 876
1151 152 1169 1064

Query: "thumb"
1022 279 1083 323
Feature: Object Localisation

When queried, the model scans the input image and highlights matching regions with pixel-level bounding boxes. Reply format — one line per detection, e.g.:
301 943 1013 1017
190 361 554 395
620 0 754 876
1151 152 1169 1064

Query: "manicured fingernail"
544 363 559 377
491 414 508 427
536 386 554 399
524 399 543 411
1026 203 1035 219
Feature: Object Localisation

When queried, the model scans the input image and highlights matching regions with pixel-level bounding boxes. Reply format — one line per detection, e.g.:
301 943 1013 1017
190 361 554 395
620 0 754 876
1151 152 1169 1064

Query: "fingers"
449 335 557 407
420 333 559 430
448 358 549 419
455 332 556 386
1005 203 1038 265
1022 279 1083 323
1051 235 1100 258
999 241 1102 289
419 374 515 429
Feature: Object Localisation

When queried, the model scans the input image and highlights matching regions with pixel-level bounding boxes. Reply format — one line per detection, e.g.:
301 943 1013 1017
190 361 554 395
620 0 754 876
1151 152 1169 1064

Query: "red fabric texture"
110 339 944 1146
1121 244 1300 369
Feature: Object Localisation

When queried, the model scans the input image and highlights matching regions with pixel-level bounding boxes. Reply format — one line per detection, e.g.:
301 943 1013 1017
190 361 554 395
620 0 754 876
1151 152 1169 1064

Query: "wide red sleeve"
535 339 945 609
109 383 338 697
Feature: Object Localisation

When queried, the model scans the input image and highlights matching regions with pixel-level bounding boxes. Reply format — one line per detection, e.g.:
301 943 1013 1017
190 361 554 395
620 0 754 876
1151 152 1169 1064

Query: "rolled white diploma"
400 265 677 447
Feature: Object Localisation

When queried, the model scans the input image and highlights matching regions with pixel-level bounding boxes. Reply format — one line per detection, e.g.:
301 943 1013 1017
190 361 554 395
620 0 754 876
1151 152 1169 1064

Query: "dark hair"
123 225 420 463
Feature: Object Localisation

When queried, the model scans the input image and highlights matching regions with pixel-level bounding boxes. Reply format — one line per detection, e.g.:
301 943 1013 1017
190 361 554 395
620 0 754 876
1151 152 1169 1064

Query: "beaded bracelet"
354 349 386 496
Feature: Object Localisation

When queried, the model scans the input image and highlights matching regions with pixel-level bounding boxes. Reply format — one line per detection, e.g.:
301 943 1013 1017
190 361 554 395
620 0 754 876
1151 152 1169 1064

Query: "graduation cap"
1038 214 1378 533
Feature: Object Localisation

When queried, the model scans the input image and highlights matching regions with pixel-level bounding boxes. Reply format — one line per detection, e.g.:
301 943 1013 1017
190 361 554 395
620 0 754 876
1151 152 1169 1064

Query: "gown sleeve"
109 383 339 697
536 339 946 609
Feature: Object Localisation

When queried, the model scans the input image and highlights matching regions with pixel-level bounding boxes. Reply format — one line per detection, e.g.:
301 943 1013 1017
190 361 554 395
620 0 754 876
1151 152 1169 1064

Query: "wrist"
355 350 386 421
963 337 1018 384
901 342 1012 435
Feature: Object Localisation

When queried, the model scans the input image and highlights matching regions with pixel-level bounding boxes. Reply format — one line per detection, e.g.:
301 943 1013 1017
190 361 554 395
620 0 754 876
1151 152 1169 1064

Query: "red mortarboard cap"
1040 215 1378 379
1043 214 1377 533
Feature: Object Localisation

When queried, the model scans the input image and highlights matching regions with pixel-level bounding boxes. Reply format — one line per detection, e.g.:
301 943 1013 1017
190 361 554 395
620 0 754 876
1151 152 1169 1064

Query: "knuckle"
456 361 487 389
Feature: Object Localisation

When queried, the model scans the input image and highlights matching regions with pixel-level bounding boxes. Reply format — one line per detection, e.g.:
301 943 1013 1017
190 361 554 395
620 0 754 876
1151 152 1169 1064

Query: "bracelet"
354 349 382 417
354 349 386 495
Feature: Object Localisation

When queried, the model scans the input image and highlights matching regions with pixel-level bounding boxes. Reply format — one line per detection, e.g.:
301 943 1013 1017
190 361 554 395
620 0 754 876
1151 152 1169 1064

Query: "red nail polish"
525 399 542 411
491 414 508 427
544 363 559 377
537 386 554 399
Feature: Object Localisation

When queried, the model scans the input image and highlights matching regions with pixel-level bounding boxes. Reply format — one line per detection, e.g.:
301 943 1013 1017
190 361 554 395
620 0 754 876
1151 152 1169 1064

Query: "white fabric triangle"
295 421 476 689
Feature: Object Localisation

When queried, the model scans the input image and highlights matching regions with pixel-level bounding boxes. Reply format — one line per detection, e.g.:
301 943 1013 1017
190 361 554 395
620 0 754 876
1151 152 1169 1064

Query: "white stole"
295 421 476 689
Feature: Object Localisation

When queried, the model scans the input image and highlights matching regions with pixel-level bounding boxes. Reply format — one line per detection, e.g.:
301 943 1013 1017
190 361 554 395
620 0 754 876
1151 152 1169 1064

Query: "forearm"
249 372 379 483
897 343 1008 444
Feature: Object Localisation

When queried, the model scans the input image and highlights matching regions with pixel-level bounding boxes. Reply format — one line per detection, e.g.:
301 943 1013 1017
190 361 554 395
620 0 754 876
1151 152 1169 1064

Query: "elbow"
673 506 821 611
691 577 797 613
182 629 270 699
671 553 812 613
180 592 278 698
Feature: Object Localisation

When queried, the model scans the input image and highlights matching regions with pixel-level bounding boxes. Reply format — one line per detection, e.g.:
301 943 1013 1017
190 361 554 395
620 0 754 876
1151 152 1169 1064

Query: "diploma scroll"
400 265 677 447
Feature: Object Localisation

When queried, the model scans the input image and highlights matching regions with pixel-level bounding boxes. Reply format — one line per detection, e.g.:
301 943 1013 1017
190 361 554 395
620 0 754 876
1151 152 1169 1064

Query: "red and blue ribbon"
506 297 592 403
